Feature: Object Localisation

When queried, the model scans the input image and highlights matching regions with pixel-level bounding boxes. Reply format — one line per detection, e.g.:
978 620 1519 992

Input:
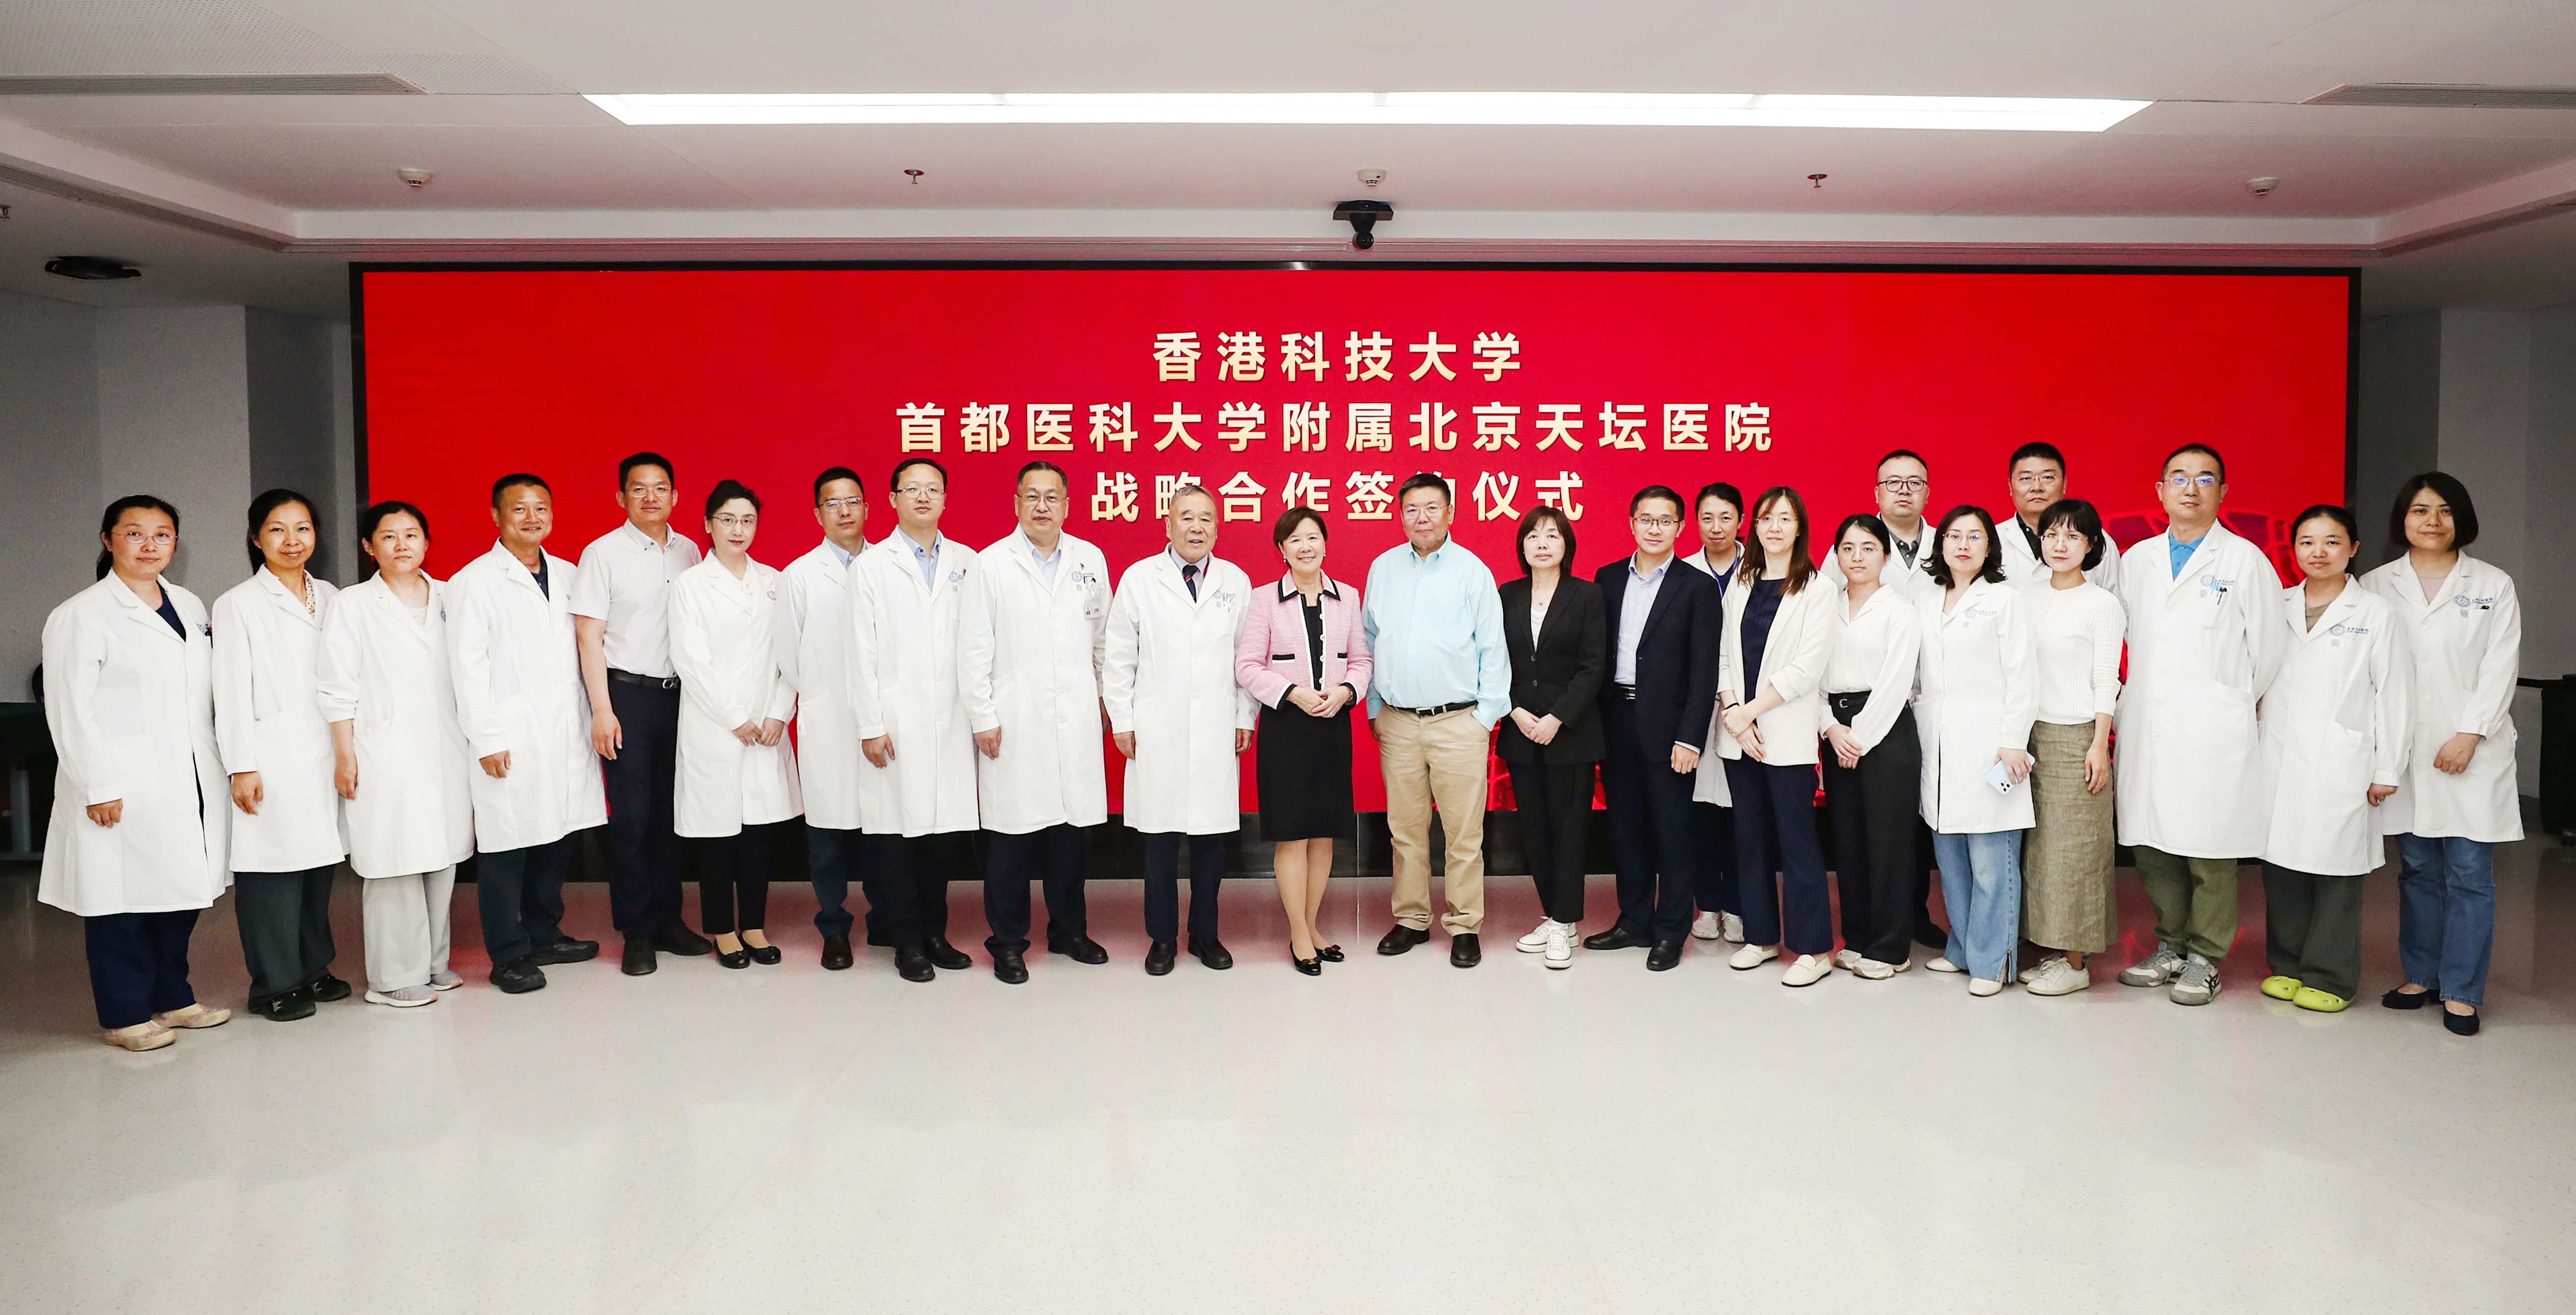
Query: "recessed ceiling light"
584 91 2150 133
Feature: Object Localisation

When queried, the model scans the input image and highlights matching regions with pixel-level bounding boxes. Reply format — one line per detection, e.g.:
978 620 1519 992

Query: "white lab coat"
959 529 1113 834
2362 553 2523 843
2114 524 2290 858
1997 514 2120 592
39 577 232 916
1712 570 1837 769
211 569 348 873
446 541 607 854
1102 550 1258 835
1912 579 2038 834
778 541 881 832
315 575 475 879
670 556 802 837
2257 583 2410 875
848 533 980 837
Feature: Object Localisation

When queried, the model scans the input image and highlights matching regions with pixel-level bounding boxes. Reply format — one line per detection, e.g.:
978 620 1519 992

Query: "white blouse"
1821 584 1923 752
2022 579 2125 726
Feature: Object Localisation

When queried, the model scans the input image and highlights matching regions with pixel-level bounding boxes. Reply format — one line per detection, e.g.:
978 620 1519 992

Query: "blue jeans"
2396 833 2496 1007
1932 829 2023 983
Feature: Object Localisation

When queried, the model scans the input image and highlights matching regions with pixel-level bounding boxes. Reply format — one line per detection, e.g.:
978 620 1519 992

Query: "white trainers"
1543 920 1573 969
1691 910 1722 941
2024 955 2091 997
428 969 464 990
2119 942 2185 988
1967 978 2003 997
1850 957 1898 980
1516 918 1556 954
1728 944 1780 970
366 985 438 1008
1926 956 1965 974
1781 954 1832 987
1721 912 1746 944
1831 949 1862 972
2168 954 2221 1006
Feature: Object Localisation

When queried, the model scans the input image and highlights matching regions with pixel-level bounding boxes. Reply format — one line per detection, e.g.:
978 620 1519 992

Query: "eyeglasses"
711 513 758 529
1019 490 1065 507
2012 471 2062 489
1877 477 1927 494
895 483 945 498
2162 473 2220 490
818 497 865 512
1632 515 1679 531
116 530 175 547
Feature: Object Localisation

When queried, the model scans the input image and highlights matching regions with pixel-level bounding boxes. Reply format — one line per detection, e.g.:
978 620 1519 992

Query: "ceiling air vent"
2306 84 2576 109
0 73 422 96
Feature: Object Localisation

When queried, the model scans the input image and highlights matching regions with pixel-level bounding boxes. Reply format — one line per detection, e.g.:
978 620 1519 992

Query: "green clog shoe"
2260 974 2302 1001
2291 987 2350 1013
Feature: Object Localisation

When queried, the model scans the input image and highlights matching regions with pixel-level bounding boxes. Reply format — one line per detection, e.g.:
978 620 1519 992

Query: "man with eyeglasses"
2112 442 2289 1006
958 461 1115 983
1997 441 2119 590
1361 473 1511 967
1824 449 1937 602
1583 485 1724 970
570 452 710 976
847 457 982 982
777 466 888 970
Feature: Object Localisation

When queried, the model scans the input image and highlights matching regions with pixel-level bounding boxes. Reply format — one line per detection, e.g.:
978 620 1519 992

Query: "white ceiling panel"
1948 127 2576 216
47 123 754 209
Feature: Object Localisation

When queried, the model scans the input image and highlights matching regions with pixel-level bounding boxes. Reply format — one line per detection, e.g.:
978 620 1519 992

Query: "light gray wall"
2528 303 2576 688
0 290 105 698
94 305 255 594
2354 311 2440 574
245 307 348 582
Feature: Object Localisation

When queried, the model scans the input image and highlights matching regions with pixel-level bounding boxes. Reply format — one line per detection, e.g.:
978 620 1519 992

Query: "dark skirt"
1257 701 1355 841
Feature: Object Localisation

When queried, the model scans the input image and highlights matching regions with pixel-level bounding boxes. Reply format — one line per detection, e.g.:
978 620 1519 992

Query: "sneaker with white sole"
1721 912 1745 944
1781 954 1831 987
1691 910 1722 941
1516 918 1556 954
1831 949 1862 972
1926 956 1965 974
428 969 464 990
1850 957 1898 980
366 985 438 1008
2120 943 2186 988
1967 978 2003 997
1543 920 1573 969
2168 954 2221 1006
2024 955 2090 997
1728 944 1780 970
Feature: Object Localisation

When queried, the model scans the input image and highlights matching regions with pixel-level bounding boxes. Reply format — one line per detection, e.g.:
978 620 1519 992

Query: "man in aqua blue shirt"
1362 473 1511 966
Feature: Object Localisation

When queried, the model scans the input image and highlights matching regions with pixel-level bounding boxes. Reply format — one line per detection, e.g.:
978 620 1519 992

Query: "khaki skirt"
2024 719 2116 952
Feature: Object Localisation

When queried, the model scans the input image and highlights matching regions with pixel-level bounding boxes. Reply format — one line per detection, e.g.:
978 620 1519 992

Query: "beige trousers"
1377 708 1489 934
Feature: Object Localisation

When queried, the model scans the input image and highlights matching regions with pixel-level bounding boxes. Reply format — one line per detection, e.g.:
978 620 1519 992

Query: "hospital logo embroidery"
2453 594 2492 618
947 568 967 585
2199 574 2234 600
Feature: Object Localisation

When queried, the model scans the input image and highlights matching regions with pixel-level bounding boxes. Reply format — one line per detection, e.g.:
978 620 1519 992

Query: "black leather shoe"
491 958 547 994
621 937 657 976
307 974 352 1003
1049 935 1109 964
1292 949 1322 976
2443 1006 2480 1036
2381 985 2438 1010
820 934 854 970
1583 925 1652 952
1315 943 1345 963
715 943 750 969
252 989 317 1021
1145 940 1178 975
529 936 599 965
896 947 936 982
1450 933 1482 967
994 948 1030 984
1646 939 1684 971
865 927 896 948
1377 924 1430 956
747 941 782 965
926 936 973 971
1190 937 1234 970
657 926 715 957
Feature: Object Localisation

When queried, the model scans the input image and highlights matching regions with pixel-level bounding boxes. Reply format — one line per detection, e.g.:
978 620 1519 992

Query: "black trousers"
1142 832 1226 942
1822 695 1923 967
983 823 1091 954
1913 822 1943 944
233 863 338 1005
692 820 795 935
476 835 572 968
806 825 888 940
602 679 685 937
2264 863 2364 1000
1601 699 1700 943
85 909 200 1029
1728 757 1834 956
878 832 962 951
1507 760 1594 925
1691 801 1738 918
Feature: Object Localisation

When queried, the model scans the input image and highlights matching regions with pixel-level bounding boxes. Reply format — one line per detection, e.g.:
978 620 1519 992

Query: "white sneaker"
1721 912 1746 944
1832 948 1862 972
1543 920 1573 969
2168 954 2221 1006
1516 918 1556 953
1926 956 1965 974
366 986 438 1008
2024 955 2091 997
428 969 464 990
1691 910 1721 941
1781 954 1832 987
1850 957 1898 980
1967 978 2003 997
2119 942 2186 988
1728 944 1780 971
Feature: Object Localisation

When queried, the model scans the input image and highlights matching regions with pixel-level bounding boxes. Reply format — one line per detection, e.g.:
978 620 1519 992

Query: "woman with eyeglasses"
2362 473 2520 1036
2015 499 2126 997
212 488 349 1021
1913 505 2037 997
42 496 235 1050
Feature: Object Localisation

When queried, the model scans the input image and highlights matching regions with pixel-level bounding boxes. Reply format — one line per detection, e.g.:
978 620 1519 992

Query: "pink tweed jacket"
1234 572 1372 709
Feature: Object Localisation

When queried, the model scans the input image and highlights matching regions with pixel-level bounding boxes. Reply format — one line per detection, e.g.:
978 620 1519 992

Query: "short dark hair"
1832 512 1892 556
1398 472 1452 506
1272 505 1328 549
2292 503 2361 553
1928 504 2007 585
1016 460 1069 492
705 479 760 519
1629 484 1685 519
812 466 864 502
1694 481 1744 519
2388 471 2479 550
1739 486 1819 596
97 494 179 580
618 451 676 489
2161 442 2226 484
491 472 550 509
2035 498 2107 571
1516 505 1578 576
890 456 948 491
245 487 318 570
2007 442 2065 475
1876 449 1930 476
357 501 431 580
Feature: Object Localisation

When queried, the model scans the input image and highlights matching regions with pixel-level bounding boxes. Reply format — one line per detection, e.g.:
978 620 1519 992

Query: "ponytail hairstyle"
356 500 431 580
96 494 180 580
245 487 317 571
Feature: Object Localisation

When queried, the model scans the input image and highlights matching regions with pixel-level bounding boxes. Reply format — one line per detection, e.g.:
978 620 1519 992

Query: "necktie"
1182 560 1200 600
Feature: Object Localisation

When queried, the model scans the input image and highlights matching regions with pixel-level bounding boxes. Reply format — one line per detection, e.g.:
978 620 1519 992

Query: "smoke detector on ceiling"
396 167 433 189
2247 176 2281 197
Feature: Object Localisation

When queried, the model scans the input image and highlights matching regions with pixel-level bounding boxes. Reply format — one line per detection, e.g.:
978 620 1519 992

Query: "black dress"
1257 594 1355 841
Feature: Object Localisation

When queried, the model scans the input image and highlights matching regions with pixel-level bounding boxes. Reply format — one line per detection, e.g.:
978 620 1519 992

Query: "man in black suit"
1584 486 1725 970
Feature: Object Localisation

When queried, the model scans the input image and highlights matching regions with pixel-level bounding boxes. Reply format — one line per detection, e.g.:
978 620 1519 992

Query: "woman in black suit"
1498 506 1607 969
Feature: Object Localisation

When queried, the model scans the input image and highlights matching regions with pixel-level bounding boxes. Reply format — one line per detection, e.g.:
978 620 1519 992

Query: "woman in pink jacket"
1235 506 1372 974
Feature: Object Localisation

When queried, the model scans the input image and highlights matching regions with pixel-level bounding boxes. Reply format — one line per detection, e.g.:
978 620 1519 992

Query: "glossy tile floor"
2 840 2573 1315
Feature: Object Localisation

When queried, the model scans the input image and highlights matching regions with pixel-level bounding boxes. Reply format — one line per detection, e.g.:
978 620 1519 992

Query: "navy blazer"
1594 555 1724 753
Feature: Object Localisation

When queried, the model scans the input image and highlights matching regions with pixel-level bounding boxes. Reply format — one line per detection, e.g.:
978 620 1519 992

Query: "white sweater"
2022 579 2125 727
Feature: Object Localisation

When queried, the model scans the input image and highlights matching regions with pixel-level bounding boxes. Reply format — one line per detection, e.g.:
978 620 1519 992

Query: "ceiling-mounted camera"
1333 199 1393 250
